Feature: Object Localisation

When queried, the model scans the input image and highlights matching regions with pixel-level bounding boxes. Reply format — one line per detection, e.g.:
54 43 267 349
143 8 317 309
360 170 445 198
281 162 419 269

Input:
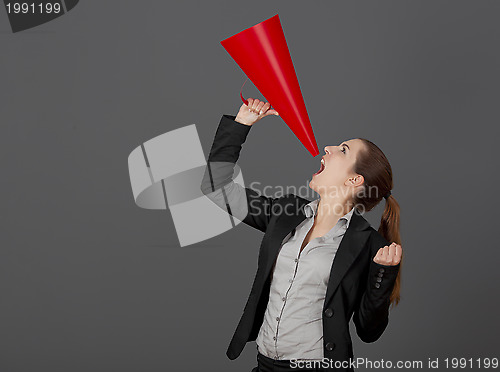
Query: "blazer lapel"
262 200 307 281
322 209 371 310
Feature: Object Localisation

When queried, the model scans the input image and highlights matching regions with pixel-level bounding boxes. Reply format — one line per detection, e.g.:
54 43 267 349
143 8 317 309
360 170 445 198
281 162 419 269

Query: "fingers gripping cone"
221 14 319 157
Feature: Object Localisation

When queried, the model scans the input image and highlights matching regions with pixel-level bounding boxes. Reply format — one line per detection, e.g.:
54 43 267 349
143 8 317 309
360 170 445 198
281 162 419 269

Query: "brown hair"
353 138 402 308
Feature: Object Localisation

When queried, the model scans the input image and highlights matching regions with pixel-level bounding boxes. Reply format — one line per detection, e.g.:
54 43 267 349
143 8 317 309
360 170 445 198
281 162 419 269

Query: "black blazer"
201 114 400 371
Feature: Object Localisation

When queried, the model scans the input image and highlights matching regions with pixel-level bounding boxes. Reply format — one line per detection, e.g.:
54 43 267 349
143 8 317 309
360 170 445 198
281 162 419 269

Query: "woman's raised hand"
373 242 402 266
234 98 279 126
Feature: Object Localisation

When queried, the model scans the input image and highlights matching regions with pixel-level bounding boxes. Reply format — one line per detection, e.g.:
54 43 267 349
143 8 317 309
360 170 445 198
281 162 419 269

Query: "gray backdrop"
1 1 499 371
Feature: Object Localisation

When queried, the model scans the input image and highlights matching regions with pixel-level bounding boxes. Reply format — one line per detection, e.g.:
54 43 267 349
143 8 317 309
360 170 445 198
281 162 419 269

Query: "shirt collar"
303 198 356 230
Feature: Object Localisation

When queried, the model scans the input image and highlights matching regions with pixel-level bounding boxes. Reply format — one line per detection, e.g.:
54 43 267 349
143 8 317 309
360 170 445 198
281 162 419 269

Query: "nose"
324 146 331 154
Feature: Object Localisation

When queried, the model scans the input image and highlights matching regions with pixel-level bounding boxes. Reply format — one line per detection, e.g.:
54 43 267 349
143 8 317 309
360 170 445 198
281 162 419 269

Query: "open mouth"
313 158 325 175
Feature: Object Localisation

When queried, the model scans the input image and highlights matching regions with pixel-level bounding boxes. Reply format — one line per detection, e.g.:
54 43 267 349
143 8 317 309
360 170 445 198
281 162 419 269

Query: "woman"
200 98 403 372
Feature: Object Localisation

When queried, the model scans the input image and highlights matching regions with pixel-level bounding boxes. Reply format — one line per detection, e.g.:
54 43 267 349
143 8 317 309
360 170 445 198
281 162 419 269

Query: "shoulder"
368 227 391 246
350 210 390 256
367 226 391 255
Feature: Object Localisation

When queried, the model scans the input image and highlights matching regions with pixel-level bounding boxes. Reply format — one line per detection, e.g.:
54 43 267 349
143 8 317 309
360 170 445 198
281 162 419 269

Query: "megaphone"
221 14 319 157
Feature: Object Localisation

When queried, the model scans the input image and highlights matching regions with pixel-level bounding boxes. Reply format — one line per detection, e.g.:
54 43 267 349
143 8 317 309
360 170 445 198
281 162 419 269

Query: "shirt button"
289 278 293 283
273 336 276 340
376 277 382 283
276 316 280 321
374 283 381 288
282 297 286 301
379 268 385 273
377 272 384 278
294 258 299 263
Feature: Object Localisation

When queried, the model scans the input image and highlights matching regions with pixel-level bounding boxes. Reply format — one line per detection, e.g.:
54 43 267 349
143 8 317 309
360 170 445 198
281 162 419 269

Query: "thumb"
265 109 279 116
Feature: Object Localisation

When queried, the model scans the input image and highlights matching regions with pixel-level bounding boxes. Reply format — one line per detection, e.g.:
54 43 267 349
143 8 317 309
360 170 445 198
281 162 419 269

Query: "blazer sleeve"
353 231 400 343
200 114 283 233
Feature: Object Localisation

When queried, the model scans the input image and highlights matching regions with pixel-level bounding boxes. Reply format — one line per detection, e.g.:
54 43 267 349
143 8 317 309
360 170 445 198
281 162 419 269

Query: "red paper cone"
221 14 319 157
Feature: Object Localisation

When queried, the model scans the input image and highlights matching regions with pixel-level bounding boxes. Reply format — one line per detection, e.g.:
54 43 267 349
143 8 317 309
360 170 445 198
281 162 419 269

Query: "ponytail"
379 195 402 308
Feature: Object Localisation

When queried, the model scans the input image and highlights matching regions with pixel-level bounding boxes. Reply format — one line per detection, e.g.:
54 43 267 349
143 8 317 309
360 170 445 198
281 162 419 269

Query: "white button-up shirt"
255 198 355 361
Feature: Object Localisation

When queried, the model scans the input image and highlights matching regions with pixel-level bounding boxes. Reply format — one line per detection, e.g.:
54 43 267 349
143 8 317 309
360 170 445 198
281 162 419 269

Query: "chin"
308 179 318 192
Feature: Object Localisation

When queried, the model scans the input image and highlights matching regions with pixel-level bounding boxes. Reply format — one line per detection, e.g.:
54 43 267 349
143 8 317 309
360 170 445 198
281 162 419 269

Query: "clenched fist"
373 242 402 266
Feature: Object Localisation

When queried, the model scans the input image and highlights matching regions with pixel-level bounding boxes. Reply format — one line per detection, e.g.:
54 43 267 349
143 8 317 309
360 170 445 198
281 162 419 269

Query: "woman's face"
309 138 366 198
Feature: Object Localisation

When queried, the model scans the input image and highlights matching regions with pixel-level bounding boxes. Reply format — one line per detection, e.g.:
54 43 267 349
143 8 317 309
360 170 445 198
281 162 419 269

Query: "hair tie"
384 190 392 200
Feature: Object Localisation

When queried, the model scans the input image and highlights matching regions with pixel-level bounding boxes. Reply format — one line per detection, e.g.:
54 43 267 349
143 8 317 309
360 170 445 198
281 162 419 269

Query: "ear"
345 174 364 187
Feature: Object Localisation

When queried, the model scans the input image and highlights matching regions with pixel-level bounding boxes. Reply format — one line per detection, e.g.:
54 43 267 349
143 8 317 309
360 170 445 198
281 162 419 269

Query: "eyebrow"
340 143 350 150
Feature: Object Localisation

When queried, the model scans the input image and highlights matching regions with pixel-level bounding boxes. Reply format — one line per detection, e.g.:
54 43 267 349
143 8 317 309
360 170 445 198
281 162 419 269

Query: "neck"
315 196 354 225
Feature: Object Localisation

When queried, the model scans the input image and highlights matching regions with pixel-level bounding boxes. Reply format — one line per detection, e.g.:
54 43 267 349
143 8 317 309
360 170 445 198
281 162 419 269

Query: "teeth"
321 158 325 166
